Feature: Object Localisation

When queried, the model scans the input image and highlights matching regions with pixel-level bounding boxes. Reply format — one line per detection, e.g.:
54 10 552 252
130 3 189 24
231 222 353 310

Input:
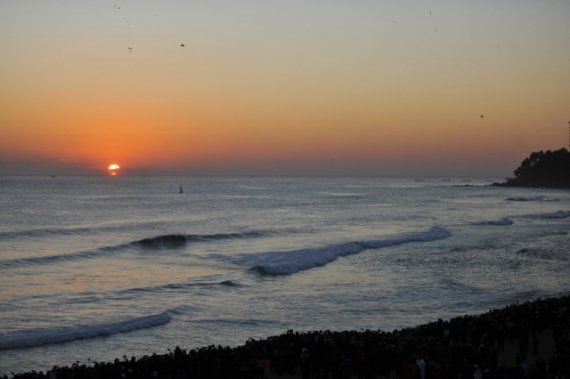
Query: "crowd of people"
6 295 570 379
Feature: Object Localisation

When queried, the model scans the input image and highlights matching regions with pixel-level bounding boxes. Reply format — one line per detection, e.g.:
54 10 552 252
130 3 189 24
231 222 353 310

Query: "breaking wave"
239 227 450 276
0 312 172 351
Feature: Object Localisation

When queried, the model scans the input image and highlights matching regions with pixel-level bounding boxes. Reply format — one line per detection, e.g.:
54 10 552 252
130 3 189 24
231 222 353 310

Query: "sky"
1 0 569 176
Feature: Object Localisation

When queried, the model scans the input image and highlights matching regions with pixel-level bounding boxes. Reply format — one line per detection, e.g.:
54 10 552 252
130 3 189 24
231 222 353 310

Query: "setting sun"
107 163 120 176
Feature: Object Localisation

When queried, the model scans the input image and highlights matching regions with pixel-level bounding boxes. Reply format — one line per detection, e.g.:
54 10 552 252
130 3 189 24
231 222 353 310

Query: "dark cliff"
500 148 570 188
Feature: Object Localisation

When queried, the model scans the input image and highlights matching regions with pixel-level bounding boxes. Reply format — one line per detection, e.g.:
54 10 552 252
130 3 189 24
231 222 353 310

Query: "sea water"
0 176 569 375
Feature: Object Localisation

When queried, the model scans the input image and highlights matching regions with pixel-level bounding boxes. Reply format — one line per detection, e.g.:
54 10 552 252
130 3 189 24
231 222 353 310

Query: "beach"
1 176 569 376
3 0 569 376
6 294 570 378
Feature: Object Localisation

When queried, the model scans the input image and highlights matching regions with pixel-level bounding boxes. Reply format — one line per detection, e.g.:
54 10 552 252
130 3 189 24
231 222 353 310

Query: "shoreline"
7 294 570 379
492 181 570 190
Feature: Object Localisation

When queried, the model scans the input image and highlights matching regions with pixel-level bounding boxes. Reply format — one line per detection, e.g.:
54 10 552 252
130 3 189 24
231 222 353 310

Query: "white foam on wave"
236 227 450 276
0 312 171 350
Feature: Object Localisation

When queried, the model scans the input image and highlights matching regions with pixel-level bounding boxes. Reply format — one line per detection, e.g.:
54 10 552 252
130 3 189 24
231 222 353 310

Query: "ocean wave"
520 210 570 219
0 246 123 269
0 226 95 240
0 221 169 240
475 218 513 226
133 231 265 249
238 227 450 276
506 196 545 202
244 241 364 276
134 234 190 249
0 231 267 269
0 312 171 351
118 279 241 295
0 224 268 242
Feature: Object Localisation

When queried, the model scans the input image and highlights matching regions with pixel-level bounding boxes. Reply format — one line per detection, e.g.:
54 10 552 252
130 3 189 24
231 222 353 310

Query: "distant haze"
1 1 569 176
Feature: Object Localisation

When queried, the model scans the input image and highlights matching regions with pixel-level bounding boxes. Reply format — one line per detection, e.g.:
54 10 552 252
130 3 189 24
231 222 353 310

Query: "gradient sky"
1 0 569 176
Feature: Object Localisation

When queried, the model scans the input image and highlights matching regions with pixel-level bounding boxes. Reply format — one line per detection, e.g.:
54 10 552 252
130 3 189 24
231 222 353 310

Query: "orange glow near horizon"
107 163 120 176
0 1 568 176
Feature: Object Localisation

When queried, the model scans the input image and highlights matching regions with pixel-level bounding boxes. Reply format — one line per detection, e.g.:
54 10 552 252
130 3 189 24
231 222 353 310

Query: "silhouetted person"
300 347 311 379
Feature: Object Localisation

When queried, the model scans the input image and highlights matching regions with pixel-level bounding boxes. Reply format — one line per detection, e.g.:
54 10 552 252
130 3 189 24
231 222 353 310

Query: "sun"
107 163 121 176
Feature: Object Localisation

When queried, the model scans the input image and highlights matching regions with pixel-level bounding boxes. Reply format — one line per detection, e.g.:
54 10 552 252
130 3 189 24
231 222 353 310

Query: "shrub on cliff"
505 148 570 188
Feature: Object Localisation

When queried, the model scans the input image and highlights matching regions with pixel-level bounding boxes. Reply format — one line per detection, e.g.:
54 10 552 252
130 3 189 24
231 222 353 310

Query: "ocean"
0 176 569 375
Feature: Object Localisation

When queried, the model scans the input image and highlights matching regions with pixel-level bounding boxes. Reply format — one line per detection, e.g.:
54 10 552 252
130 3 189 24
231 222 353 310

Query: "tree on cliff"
505 148 570 188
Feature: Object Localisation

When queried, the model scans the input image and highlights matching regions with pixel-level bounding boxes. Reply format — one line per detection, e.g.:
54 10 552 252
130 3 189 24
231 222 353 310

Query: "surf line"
237 226 451 276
